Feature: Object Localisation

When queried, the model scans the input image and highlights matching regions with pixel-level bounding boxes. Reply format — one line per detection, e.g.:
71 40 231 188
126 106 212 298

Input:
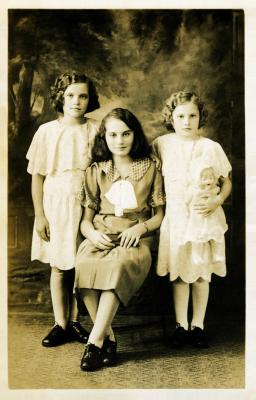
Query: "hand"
35 215 50 241
118 224 146 248
88 229 115 250
193 194 222 216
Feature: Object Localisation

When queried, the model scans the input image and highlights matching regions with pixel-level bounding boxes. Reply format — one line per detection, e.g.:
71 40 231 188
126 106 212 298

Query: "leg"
50 267 69 329
190 278 210 348
191 278 209 329
88 290 120 348
80 288 116 342
80 290 120 371
42 267 69 347
169 279 190 348
173 279 190 330
64 272 89 343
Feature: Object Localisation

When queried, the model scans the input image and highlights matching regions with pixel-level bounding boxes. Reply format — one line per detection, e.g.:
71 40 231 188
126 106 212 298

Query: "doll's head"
92 108 150 162
50 71 100 114
199 167 218 189
162 90 208 132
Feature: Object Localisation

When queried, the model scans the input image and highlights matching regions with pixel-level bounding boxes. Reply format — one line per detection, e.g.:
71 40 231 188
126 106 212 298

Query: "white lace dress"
152 133 232 283
26 118 98 270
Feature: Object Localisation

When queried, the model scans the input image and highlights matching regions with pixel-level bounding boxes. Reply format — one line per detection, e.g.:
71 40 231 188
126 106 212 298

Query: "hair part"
92 108 150 162
50 71 100 114
162 90 208 131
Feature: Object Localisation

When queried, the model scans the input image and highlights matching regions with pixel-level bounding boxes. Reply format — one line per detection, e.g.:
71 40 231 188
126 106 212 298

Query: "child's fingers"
102 233 113 242
125 236 135 248
99 235 115 248
133 237 140 247
40 229 49 242
46 226 50 239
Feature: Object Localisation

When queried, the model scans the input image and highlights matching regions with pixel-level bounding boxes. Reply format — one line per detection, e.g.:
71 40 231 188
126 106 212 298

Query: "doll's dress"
26 118 98 270
152 133 231 283
75 158 165 306
183 184 228 265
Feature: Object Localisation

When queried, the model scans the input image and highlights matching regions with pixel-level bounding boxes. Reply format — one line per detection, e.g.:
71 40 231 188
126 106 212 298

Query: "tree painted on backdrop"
8 9 234 200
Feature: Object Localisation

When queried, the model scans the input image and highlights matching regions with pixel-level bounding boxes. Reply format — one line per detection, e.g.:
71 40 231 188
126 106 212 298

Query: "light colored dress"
75 158 165 306
26 118 98 270
152 133 232 283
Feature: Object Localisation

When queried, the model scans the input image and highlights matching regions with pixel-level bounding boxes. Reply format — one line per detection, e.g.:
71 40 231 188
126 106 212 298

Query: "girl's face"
63 83 89 119
172 102 200 138
105 117 134 157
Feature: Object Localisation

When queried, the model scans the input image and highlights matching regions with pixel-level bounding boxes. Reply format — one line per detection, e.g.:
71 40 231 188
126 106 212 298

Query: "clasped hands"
88 224 146 250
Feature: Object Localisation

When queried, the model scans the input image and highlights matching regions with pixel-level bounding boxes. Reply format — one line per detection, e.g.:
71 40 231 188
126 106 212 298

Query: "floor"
8 307 245 389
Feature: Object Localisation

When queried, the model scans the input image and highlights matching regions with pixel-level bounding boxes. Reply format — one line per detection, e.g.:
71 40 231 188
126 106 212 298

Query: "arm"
119 205 164 248
80 207 115 250
32 174 50 241
193 175 232 216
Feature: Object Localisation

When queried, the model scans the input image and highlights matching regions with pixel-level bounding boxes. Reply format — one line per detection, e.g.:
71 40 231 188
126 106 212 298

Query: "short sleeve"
87 119 99 161
26 125 48 175
151 137 162 161
211 142 232 178
79 163 100 210
149 165 166 208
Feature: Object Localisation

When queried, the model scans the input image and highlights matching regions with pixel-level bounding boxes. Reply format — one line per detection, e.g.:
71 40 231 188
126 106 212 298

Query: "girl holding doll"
152 90 232 348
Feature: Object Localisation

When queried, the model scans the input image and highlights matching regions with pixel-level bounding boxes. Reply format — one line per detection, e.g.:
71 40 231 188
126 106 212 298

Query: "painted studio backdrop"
8 10 244 316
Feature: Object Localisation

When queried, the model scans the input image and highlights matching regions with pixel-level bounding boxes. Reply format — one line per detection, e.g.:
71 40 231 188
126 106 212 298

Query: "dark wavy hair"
50 71 100 114
92 108 150 162
162 90 208 131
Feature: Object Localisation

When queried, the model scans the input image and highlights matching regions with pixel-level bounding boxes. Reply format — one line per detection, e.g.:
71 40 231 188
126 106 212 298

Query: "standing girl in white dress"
26 71 99 347
152 91 232 348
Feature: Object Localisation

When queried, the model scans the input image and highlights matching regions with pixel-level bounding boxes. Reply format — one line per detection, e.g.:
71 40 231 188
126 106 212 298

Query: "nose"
116 134 124 144
73 95 80 105
184 116 190 125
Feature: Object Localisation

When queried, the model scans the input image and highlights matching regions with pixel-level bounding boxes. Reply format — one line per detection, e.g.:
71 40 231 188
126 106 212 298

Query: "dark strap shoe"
102 337 117 367
42 324 68 347
169 325 188 348
80 343 103 371
67 321 89 343
190 327 209 348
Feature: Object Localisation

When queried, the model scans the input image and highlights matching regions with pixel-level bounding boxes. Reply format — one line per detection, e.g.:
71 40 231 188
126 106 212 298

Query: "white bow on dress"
105 180 138 216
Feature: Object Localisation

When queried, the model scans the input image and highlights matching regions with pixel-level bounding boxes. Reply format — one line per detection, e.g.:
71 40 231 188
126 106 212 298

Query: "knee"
192 278 209 287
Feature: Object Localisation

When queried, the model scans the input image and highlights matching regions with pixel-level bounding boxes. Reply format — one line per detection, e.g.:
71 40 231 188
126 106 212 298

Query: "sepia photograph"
1 1 255 400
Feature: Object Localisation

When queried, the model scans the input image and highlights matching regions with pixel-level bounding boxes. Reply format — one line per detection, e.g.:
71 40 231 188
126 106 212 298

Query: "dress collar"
101 158 151 182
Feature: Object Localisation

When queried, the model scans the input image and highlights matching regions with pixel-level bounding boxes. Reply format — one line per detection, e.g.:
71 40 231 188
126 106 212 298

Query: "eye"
80 94 88 99
177 114 184 119
108 132 117 137
123 130 132 137
66 93 73 98
190 114 197 118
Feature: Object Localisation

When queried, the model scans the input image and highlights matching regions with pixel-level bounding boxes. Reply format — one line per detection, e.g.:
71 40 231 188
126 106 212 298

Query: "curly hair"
50 71 100 113
162 90 208 131
92 108 150 162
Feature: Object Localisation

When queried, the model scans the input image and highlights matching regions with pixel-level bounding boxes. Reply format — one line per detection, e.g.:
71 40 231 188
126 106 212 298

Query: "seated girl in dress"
75 108 165 371
183 159 228 265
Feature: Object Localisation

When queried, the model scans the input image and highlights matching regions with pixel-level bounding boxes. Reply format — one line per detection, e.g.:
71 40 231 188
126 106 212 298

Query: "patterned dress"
26 118 98 270
75 158 165 306
152 133 232 283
